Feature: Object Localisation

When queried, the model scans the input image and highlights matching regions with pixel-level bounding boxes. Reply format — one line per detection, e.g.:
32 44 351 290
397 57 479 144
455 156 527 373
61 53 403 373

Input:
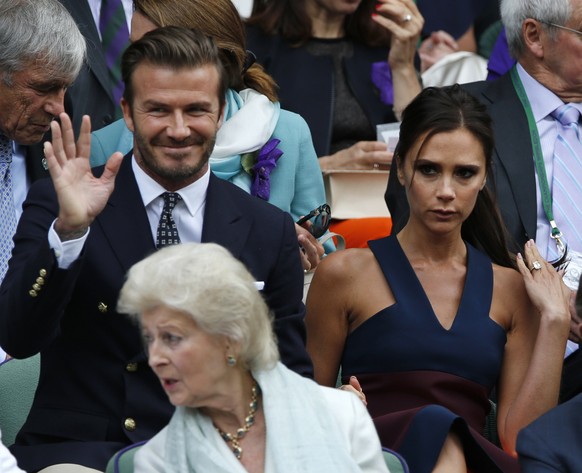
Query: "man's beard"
134 128 217 183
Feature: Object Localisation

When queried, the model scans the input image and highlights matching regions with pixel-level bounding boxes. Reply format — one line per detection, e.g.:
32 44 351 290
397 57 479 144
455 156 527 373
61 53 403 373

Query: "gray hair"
118 243 279 371
501 0 571 58
0 0 86 86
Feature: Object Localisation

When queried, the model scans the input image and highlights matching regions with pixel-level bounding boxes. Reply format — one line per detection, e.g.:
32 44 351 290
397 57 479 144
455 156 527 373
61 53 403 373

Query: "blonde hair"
118 243 279 371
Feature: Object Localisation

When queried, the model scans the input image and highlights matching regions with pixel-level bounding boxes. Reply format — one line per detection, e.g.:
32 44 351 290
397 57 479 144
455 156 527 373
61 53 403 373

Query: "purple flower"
371 62 394 106
251 138 283 200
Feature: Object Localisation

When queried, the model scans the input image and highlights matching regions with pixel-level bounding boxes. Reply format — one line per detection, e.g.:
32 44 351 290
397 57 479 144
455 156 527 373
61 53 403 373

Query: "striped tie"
0 135 16 282
549 104 582 259
99 0 130 118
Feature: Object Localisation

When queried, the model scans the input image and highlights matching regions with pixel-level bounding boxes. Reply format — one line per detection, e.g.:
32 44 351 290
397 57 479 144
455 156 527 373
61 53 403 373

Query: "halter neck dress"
341 236 519 472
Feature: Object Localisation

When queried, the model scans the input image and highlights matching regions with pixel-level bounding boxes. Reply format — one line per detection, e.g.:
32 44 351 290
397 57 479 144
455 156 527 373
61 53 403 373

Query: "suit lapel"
59 0 113 103
94 154 155 272
201 174 253 257
481 74 538 240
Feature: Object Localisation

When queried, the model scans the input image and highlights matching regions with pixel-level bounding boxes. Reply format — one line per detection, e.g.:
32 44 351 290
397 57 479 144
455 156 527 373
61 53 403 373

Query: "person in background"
0 0 86 361
247 0 423 248
57 0 133 132
90 0 327 270
416 0 499 54
0 25 310 472
246 0 422 171
119 242 389 473
307 85 570 472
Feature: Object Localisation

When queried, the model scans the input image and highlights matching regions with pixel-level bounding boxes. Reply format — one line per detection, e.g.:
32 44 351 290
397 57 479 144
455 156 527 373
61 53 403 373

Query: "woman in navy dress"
305 85 571 472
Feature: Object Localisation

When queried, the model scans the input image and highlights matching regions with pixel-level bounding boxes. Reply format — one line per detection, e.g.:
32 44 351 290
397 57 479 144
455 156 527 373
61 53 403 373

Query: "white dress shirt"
48 156 210 268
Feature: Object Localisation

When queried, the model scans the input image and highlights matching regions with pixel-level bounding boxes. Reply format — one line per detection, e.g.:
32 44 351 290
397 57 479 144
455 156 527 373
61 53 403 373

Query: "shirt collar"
131 155 210 217
517 63 582 120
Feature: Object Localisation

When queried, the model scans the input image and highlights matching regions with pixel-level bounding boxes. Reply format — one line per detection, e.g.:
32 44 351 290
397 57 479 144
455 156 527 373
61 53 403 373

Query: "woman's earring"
227 355 236 367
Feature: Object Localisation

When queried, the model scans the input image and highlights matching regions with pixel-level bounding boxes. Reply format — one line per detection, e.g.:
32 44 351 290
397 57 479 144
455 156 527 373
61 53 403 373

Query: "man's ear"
121 97 135 133
522 19 545 59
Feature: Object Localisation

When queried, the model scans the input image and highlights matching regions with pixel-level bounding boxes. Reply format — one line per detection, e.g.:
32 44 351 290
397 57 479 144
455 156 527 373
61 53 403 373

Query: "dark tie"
99 0 130 117
156 192 182 249
0 135 16 281
549 104 582 259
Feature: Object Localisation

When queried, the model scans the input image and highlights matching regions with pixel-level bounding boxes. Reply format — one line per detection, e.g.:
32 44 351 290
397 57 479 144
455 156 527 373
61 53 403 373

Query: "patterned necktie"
156 192 182 249
99 0 130 117
0 135 16 282
549 104 582 259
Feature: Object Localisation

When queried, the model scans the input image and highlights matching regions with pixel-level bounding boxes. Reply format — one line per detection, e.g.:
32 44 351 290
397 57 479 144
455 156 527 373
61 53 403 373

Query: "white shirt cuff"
48 220 90 269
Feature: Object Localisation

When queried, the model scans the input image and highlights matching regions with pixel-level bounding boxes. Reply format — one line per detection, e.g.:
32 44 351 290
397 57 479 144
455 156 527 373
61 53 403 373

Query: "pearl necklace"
215 380 261 460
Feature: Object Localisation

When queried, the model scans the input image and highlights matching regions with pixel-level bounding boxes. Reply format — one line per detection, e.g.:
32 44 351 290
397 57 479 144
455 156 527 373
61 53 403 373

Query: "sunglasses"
296 204 331 239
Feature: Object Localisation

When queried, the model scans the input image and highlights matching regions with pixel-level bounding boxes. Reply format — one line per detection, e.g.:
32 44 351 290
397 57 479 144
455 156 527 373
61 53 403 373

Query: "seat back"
0 355 41 446
382 447 409 473
105 441 145 473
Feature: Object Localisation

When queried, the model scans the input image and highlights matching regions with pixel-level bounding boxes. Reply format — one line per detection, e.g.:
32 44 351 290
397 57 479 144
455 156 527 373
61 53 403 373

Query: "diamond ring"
530 260 542 271
402 13 412 22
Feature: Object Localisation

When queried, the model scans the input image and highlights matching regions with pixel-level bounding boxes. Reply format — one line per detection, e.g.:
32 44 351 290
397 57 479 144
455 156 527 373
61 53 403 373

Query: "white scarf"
165 363 362 472
209 89 280 194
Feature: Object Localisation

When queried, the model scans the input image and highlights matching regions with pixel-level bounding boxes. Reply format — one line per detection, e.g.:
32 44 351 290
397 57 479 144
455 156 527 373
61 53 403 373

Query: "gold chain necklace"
215 380 261 460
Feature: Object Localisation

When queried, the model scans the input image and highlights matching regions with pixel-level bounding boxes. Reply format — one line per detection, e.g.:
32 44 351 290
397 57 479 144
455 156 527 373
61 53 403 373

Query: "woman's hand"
373 0 423 70
295 223 325 271
516 240 571 335
44 113 123 240
372 0 423 118
338 376 367 405
319 141 392 172
418 30 459 73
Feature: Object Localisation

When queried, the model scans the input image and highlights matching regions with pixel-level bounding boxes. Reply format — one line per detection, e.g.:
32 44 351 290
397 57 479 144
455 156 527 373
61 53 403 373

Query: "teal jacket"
90 109 326 223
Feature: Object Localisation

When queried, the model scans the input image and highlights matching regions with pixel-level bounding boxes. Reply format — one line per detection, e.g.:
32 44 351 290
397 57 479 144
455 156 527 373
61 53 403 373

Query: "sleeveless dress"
341 236 519 472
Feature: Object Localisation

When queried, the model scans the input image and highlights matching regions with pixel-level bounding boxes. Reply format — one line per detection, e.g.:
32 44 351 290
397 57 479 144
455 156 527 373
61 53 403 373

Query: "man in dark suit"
386 0 582 400
0 0 86 361
0 27 311 472
517 275 582 472
58 0 119 133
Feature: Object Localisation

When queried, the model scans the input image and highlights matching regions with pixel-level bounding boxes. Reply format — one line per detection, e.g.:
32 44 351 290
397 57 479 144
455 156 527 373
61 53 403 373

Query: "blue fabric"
341 235 516 473
344 236 505 386
517 393 582 472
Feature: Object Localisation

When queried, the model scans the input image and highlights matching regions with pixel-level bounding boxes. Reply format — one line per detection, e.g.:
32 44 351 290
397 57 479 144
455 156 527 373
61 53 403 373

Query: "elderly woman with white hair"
117 243 389 473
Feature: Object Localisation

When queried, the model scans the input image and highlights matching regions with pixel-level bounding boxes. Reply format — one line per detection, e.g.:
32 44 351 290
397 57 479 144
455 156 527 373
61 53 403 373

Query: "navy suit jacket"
0 155 311 471
517 393 582 472
58 0 117 132
386 71 536 253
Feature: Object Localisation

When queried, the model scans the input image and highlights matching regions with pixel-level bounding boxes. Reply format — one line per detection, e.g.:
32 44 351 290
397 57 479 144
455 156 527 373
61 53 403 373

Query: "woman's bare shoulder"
317 248 376 276
491 264 529 323
492 264 523 289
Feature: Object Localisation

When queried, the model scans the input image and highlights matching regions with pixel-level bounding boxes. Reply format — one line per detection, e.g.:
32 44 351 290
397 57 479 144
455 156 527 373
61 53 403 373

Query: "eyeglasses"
296 204 331 238
538 20 582 37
